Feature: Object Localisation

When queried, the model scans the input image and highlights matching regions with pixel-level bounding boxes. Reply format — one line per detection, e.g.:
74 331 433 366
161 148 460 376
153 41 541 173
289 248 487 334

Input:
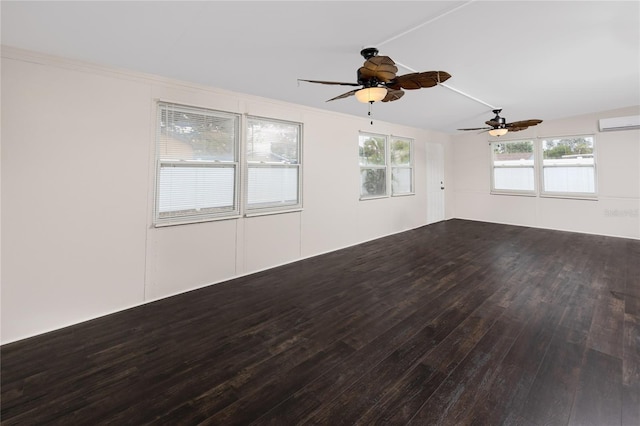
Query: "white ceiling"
2 1 639 133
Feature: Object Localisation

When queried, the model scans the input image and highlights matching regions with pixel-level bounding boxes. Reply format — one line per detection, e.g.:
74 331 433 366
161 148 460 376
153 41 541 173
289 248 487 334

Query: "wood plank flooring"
2 219 639 425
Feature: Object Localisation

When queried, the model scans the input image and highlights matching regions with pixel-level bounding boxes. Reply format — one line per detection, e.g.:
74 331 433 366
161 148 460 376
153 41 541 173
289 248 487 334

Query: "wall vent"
598 115 640 132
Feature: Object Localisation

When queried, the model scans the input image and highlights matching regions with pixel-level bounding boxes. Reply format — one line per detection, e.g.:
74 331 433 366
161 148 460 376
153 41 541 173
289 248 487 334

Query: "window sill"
391 192 416 198
539 194 598 201
490 191 537 197
244 208 303 218
489 191 599 201
360 195 389 201
154 214 241 228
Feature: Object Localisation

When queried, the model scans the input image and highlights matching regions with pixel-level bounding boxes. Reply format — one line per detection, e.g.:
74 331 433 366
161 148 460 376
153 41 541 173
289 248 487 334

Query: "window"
491 140 536 194
390 137 414 195
155 103 240 225
246 117 302 213
359 133 387 198
359 133 415 200
489 135 597 199
541 136 596 197
154 103 303 226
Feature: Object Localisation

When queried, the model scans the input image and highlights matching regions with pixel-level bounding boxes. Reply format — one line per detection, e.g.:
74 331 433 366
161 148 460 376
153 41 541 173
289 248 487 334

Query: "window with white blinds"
155 103 240 225
246 117 302 213
491 140 536 194
489 136 597 199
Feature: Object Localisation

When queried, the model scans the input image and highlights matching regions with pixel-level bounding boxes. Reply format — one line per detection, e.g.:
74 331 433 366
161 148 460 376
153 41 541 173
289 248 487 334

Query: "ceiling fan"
458 109 543 137
298 47 451 104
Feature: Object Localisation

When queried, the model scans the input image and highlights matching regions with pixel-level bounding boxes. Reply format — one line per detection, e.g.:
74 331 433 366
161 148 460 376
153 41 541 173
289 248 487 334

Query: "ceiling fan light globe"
489 128 509 137
355 87 387 103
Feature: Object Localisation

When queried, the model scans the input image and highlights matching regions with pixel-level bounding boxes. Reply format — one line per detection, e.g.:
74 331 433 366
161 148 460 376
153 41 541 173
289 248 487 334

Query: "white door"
426 143 445 224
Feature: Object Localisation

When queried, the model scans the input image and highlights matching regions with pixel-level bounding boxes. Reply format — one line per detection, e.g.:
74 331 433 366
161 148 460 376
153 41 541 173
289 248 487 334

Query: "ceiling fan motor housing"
357 69 382 88
492 110 506 127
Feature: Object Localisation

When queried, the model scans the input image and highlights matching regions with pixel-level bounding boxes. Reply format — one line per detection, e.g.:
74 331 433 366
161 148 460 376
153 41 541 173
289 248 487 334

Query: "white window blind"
246 117 302 212
155 103 240 225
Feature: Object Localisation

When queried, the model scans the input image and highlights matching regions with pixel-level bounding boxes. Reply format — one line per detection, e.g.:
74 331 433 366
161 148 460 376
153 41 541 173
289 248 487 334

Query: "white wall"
452 106 640 239
1 47 452 344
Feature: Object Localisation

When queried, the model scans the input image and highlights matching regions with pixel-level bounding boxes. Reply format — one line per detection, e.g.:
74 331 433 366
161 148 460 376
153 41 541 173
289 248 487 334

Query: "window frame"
153 102 241 227
153 103 305 227
489 135 598 200
538 135 597 200
359 132 389 200
244 115 303 216
490 139 537 196
390 136 415 197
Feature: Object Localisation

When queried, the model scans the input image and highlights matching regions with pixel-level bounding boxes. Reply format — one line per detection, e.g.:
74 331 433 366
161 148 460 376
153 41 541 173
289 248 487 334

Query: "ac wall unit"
598 115 640 132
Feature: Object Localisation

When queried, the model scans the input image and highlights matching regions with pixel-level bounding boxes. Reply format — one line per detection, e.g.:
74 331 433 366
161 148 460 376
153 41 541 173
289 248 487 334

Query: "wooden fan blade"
485 120 500 127
298 79 360 87
506 119 543 128
361 56 398 82
381 89 404 102
326 89 359 102
388 71 452 90
505 126 528 132
458 127 491 131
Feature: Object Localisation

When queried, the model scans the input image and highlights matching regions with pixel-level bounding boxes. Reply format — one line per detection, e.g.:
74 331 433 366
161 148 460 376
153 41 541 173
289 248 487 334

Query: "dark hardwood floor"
2 219 639 425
